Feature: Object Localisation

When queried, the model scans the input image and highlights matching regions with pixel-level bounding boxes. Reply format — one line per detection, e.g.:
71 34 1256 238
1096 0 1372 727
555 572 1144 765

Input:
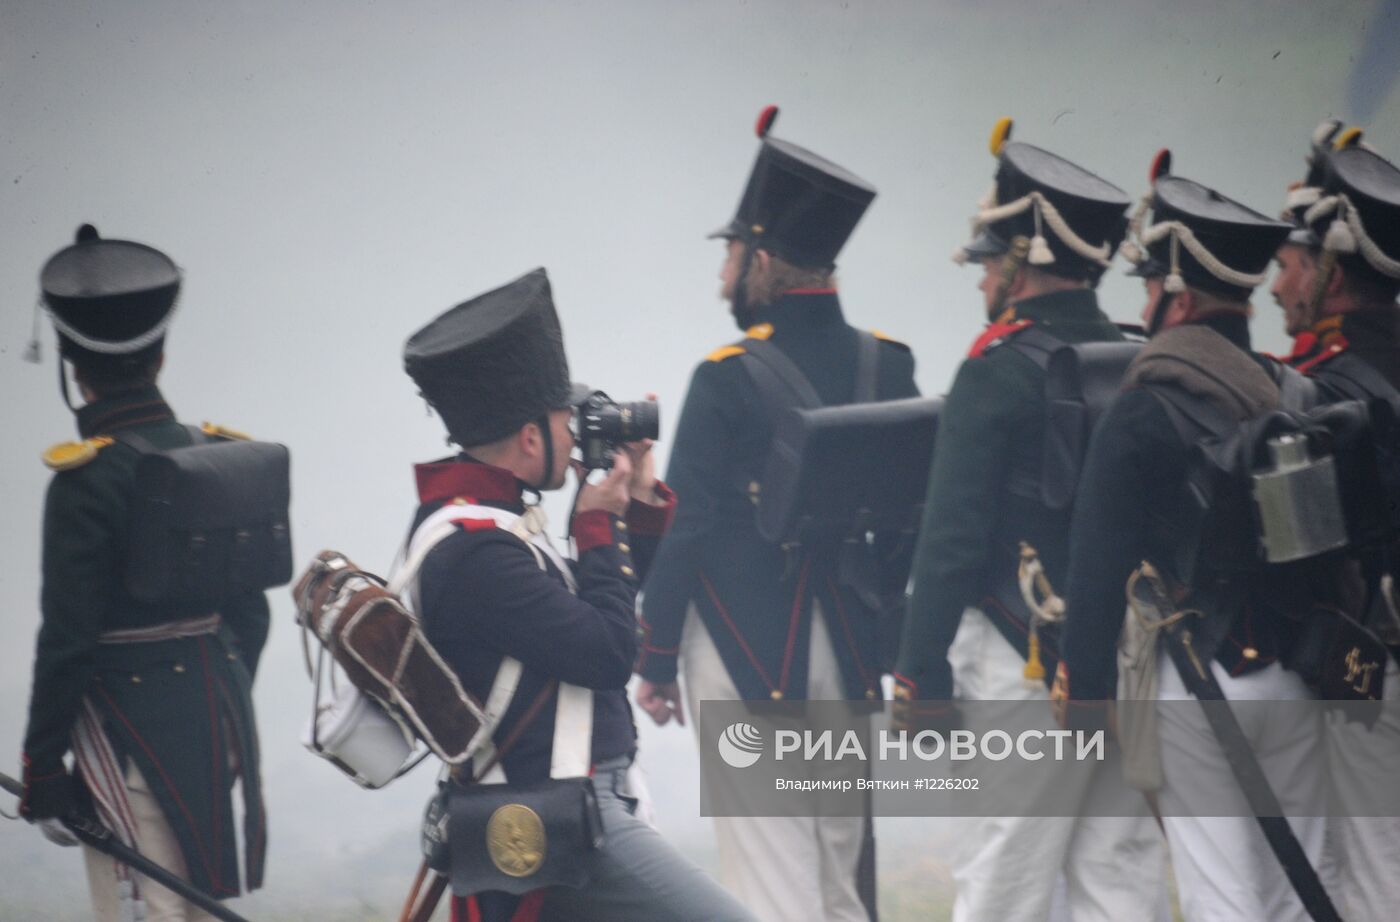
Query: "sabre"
0 770 253 922
1127 567 1344 922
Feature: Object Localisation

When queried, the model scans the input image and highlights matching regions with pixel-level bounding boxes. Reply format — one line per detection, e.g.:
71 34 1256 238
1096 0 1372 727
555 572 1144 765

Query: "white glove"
37 817 78 847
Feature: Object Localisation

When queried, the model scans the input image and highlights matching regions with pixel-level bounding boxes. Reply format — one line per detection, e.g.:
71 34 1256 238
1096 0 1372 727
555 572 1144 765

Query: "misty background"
3 1 1398 918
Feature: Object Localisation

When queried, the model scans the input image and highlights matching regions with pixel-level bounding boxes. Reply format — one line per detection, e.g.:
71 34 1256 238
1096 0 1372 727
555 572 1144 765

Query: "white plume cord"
1136 220 1269 290
971 190 1114 267
46 304 177 355
1304 194 1400 279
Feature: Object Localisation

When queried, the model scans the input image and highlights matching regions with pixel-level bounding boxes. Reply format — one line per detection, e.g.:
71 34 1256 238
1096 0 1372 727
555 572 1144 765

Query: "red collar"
1286 331 1319 362
414 459 525 507
1294 335 1351 375
967 318 1032 359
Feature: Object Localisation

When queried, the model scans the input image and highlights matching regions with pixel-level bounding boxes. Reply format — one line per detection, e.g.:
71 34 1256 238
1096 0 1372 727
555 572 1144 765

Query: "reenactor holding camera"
399 268 753 922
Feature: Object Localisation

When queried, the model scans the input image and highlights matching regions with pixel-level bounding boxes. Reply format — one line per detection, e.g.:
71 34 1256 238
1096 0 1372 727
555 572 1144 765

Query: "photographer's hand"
575 451 633 517
621 440 660 504
636 679 686 727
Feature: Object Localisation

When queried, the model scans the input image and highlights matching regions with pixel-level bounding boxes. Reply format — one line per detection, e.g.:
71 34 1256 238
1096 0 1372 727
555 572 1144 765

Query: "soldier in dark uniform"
401 268 753 922
1272 134 1400 398
1272 120 1360 369
19 226 268 921
1271 136 1400 922
1055 162 1326 922
893 118 1165 921
633 107 917 921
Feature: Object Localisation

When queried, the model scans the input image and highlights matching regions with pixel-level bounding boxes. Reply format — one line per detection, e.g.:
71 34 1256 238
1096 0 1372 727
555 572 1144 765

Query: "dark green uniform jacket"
21 386 268 899
638 290 919 701
896 289 1124 701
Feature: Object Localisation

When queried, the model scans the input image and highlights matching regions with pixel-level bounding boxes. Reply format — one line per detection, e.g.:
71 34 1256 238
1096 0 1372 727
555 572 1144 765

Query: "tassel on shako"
1028 199 1055 265
1324 201 1357 254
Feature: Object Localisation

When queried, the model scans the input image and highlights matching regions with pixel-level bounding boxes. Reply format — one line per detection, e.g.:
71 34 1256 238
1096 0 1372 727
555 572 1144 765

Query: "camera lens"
573 392 661 470
615 400 660 442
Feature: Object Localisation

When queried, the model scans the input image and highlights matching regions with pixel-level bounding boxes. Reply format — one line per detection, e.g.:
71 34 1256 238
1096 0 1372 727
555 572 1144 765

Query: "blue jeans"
535 756 755 922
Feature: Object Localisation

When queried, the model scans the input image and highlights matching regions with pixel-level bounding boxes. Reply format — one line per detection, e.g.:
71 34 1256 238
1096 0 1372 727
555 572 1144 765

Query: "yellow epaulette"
202 421 252 441
707 323 774 363
707 345 745 362
42 437 114 471
872 329 911 352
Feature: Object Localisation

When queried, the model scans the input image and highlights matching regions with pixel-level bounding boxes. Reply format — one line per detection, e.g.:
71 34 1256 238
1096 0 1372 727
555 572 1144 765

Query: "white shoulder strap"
551 683 594 778
394 501 592 782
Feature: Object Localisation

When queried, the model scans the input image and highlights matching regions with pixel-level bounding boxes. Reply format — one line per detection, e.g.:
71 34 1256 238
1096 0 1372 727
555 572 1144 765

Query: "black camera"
572 390 660 470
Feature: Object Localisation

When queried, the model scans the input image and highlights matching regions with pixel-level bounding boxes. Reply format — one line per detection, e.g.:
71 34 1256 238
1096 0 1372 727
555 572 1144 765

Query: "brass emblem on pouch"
1343 646 1381 697
486 803 547 877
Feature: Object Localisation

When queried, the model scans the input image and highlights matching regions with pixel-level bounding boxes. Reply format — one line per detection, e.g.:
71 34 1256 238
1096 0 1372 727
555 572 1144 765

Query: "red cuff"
627 480 677 534
571 510 616 553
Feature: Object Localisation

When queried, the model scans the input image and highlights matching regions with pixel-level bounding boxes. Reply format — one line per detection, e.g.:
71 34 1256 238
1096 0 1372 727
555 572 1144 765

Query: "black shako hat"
1280 119 1361 247
404 268 579 448
955 118 1131 284
1303 144 1400 283
708 105 876 269
40 224 180 371
1122 150 1290 301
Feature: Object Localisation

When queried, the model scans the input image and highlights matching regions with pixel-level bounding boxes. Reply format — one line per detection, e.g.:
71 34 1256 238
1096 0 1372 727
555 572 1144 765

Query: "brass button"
770 689 783 701
616 521 628 532
227 652 238 661
131 675 142 684
1242 647 1259 661
173 663 186 674
618 543 630 554
620 565 635 577
452 497 467 506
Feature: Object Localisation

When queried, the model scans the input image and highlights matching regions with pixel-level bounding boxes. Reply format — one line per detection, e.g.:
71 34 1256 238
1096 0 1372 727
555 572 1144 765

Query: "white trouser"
946 607 1168 922
83 759 222 922
1156 651 1327 922
1325 655 1400 922
681 603 870 922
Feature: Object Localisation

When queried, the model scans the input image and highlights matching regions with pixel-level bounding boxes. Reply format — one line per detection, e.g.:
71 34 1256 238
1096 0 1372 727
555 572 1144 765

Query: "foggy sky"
2 2 1397 918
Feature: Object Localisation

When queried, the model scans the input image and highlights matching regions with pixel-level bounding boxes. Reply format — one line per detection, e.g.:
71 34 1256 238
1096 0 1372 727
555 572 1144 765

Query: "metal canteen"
1251 433 1349 563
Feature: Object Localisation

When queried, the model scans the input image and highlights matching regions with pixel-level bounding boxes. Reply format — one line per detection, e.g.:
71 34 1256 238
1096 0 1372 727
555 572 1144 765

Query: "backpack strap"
992 325 1065 501
1265 360 1321 412
742 328 886 418
997 324 1064 372
396 504 592 783
854 330 880 403
1145 384 1237 446
1320 353 1400 405
740 337 823 416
